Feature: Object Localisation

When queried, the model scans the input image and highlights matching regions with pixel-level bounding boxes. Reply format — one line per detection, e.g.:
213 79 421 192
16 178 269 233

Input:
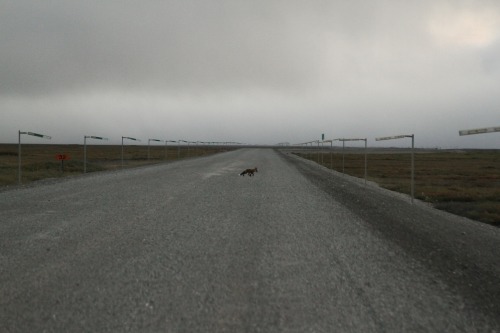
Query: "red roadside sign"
56 154 70 160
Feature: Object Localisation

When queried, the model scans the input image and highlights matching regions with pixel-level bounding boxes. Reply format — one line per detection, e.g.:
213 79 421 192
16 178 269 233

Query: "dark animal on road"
239 167 258 176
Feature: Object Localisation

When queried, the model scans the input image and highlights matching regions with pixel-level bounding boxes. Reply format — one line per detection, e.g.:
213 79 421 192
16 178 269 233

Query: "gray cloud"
1 0 499 147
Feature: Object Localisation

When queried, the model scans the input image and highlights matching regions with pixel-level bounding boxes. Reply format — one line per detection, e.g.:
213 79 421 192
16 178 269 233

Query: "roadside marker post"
320 140 324 164
316 140 320 163
18 131 52 184
338 138 368 185
376 134 415 203
121 136 141 168
321 139 334 169
148 139 164 160
342 139 345 173
330 138 343 170
330 140 334 169
177 140 188 159
165 140 177 160
320 135 325 164
84 135 109 173
334 138 348 175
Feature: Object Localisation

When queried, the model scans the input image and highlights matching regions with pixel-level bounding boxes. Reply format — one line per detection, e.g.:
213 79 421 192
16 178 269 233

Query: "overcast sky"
1 0 499 147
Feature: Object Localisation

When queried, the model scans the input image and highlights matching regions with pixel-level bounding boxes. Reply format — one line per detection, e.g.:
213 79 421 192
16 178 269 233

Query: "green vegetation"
295 150 500 226
0 144 232 187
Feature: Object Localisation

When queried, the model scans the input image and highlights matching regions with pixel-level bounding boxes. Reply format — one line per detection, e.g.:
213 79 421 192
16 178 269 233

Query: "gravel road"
1 148 499 332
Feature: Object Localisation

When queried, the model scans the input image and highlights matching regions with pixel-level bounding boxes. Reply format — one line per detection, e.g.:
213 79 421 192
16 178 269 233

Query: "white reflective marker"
459 126 500 136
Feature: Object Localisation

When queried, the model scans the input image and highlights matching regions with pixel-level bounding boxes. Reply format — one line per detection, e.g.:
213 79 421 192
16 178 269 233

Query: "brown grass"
0 144 232 186
296 150 500 226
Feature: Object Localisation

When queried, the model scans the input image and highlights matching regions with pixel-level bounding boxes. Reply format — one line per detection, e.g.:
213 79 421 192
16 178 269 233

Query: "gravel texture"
1 148 499 332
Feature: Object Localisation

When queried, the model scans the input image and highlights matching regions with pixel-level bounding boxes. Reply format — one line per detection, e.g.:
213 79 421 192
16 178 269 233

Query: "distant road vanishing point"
1 148 499 332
